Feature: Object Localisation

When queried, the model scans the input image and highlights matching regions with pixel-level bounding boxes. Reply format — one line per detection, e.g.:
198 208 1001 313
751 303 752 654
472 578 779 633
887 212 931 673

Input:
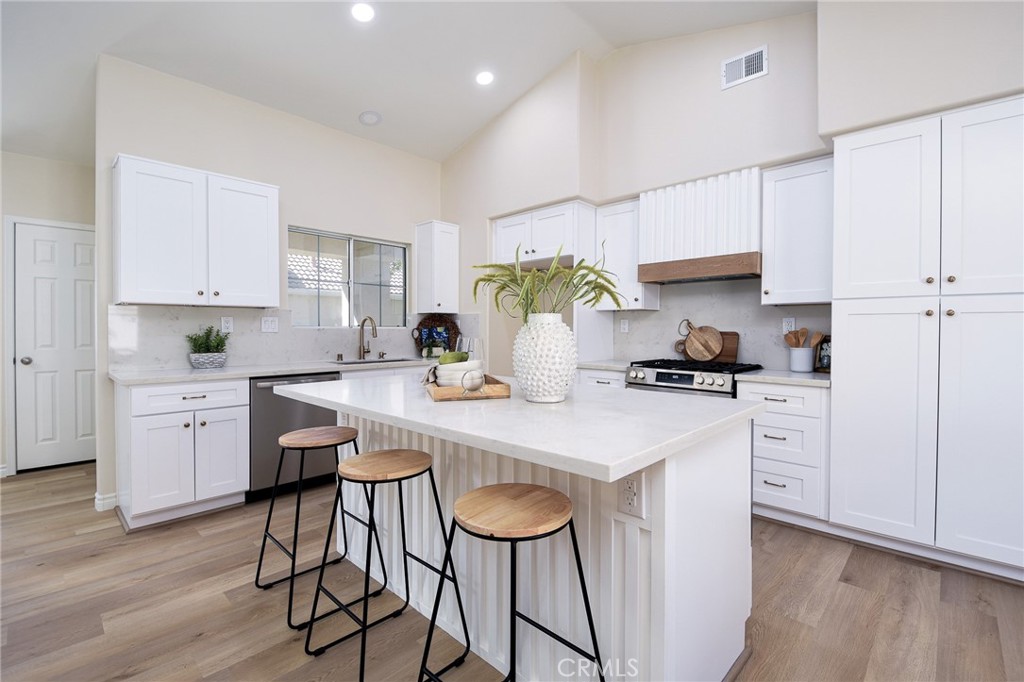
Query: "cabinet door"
935 295 1024 566
494 213 530 263
941 98 1024 296
530 203 576 261
207 175 280 307
596 201 659 311
115 156 207 305
415 221 459 313
194 405 250 501
130 412 196 514
762 157 833 305
833 119 941 299
829 297 939 544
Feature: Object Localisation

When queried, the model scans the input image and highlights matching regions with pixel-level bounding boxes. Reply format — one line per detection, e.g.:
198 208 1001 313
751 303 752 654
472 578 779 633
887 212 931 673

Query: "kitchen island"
277 376 764 681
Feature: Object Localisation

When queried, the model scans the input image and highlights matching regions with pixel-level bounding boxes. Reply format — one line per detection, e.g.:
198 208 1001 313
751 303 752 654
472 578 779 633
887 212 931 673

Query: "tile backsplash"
613 278 831 371
108 305 481 371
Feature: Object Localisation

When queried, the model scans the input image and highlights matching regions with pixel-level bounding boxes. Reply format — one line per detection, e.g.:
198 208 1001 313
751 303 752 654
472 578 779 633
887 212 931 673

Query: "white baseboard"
95 492 117 512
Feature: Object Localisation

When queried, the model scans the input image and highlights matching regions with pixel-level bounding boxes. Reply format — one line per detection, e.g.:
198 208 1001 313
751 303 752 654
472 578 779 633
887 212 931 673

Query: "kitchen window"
287 228 407 327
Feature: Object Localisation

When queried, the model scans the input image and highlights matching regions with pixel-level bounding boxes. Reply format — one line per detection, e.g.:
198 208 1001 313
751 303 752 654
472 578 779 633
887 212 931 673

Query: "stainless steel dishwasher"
248 372 342 501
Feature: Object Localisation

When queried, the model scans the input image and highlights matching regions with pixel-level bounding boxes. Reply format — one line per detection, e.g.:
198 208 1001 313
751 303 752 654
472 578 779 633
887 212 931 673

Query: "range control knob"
628 370 637 379
695 376 705 385
637 370 645 380
716 377 726 387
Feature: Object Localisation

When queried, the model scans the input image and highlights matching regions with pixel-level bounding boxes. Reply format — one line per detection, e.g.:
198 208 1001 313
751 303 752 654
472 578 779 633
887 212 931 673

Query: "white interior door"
14 222 96 470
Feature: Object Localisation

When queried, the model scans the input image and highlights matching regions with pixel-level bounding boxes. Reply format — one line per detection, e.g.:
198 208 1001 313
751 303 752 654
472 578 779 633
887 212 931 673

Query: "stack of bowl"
434 360 483 387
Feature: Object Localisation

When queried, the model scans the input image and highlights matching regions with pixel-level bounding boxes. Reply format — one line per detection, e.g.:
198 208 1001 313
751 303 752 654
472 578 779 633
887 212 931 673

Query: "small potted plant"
186 325 230 369
473 245 623 403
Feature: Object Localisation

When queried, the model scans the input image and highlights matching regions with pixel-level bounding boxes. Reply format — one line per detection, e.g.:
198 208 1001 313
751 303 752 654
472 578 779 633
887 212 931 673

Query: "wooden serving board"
426 375 510 401
680 331 739 363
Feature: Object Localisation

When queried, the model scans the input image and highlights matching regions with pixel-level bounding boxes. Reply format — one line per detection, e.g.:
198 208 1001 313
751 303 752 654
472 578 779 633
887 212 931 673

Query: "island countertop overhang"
276 376 765 482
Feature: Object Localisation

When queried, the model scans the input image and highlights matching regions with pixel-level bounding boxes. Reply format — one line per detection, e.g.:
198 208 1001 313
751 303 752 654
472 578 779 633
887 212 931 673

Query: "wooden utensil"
810 331 824 349
797 327 808 348
784 331 799 348
684 320 724 361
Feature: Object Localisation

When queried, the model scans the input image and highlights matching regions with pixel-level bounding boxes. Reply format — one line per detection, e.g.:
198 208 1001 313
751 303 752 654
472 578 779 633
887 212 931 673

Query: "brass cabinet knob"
946 309 956 316
197 290 204 296
200 420 207 427
925 309 935 316
925 276 935 284
213 291 220 296
183 422 191 428
947 275 957 283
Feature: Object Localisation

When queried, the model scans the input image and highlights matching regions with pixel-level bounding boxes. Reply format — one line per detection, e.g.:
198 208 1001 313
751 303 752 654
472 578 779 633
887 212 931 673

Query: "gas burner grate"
629 359 763 374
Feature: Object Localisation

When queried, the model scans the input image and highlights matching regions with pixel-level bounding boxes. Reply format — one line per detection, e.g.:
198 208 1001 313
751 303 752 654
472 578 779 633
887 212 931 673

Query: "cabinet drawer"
752 458 820 517
131 380 249 416
578 369 626 388
737 383 823 418
752 414 821 467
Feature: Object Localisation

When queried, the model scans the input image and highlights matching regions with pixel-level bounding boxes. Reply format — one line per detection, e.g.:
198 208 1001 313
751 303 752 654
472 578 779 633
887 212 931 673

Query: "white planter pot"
512 313 577 403
189 352 226 369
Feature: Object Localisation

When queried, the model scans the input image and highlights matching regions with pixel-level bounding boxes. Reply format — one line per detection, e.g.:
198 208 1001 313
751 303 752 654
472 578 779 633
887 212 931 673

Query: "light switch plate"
620 319 629 333
220 316 233 333
261 316 278 333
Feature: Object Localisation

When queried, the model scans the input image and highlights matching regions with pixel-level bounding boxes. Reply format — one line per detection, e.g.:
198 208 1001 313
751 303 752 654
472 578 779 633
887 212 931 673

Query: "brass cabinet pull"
946 309 956 316
182 394 207 400
595 380 611 385
925 276 935 284
763 480 787 488
947 275 957 283
764 396 788 403
763 434 788 441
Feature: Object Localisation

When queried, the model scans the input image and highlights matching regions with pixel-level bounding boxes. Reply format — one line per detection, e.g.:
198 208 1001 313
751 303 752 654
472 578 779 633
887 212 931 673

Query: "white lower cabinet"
577 368 626 388
117 379 249 528
738 381 829 519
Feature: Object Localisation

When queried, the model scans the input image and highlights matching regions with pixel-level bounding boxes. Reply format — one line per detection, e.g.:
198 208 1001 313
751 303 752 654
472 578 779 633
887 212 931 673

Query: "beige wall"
2 153 96 473
600 11 826 199
818 2 1024 137
2 153 96 225
441 53 594 373
93 56 440 498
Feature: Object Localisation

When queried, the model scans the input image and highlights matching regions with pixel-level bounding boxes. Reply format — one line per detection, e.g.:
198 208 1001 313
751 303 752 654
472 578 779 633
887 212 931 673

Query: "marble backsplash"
612 278 831 371
108 305 481 371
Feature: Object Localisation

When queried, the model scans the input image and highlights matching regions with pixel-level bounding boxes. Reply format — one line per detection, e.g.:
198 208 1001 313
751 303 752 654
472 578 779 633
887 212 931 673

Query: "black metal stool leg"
304 480 343 655
419 518 459 682
282 449 307 629
570 519 606 682
427 469 470 657
506 540 517 682
254 447 287 589
357 482 378 682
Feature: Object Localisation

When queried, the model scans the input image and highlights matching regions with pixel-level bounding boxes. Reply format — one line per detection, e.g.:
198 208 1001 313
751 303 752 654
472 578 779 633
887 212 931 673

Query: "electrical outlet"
261 316 278 333
220 316 233 333
782 317 796 334
620 319 630 333
617 472 647 519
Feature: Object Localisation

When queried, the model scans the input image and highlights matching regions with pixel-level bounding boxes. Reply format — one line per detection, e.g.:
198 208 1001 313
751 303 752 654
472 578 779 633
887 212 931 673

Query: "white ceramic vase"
512 313 577 403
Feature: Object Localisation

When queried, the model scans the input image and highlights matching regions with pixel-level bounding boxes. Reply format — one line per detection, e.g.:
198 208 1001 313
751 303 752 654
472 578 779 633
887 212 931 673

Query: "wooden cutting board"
676 331 739 363
684 321 724 361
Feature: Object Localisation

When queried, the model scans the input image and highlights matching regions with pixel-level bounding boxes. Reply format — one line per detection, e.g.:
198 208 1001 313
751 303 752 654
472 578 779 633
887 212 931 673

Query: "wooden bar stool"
419 483 605 682
254 424 385 630
305 449 470 682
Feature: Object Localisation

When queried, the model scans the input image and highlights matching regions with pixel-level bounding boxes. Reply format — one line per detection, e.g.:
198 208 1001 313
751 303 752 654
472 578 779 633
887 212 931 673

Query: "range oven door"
624 383 734 398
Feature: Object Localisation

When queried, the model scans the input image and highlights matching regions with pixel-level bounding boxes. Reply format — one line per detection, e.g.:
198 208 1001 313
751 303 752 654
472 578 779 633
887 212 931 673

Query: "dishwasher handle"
255 375 339 389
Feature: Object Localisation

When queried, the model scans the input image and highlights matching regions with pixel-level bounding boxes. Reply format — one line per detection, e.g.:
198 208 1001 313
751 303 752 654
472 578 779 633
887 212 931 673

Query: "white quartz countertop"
576 359 629 372
276 375 765 482
735 369 831 387
108 359 431 386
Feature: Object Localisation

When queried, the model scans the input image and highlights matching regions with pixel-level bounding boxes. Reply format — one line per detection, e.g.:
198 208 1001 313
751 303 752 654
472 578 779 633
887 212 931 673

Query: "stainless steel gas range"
625 359 763 397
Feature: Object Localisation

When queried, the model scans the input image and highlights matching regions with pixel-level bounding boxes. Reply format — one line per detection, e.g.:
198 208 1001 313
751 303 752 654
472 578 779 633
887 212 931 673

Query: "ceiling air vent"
721 45 767 90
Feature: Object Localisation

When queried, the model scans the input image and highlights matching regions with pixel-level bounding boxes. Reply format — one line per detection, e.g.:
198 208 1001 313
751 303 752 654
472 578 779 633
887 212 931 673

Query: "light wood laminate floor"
2 464 1022 681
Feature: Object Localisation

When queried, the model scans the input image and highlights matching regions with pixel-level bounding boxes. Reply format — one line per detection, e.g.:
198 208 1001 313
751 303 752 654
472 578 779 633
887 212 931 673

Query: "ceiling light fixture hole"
351 3 375 23
475 71 495 86
359 110 382 126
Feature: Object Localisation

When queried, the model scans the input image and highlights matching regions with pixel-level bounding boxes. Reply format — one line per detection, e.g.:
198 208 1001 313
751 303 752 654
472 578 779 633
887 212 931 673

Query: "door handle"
19 357 32 365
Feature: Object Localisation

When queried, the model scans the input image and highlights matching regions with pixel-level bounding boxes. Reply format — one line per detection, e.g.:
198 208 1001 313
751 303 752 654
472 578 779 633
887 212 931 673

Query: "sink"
330 358 420 365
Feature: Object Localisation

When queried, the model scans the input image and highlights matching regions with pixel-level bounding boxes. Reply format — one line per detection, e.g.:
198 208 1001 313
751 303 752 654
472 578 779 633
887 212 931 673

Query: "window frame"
286 226 409 328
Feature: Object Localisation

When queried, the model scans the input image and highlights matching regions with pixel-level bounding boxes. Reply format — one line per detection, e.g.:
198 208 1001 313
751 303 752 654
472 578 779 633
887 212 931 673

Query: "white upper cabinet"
941 99 1024 296
415 220 459 314
114 155 280 307
493 201 578 263
595 200 659 311
833 118 941 299
761 157 833 305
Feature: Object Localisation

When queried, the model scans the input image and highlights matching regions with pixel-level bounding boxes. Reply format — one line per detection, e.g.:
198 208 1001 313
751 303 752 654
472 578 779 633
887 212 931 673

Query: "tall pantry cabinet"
830 97 1024 568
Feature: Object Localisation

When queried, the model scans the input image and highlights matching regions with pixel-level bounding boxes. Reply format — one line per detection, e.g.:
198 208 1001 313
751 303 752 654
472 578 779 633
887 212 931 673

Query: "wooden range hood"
637 251 762 284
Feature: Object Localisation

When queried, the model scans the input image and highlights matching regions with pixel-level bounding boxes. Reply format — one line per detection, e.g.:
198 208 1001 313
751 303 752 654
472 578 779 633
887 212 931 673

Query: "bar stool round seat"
254 424 360 631
337 448 432 482
279 425 359 450
454 483 573 539
421 482 604 682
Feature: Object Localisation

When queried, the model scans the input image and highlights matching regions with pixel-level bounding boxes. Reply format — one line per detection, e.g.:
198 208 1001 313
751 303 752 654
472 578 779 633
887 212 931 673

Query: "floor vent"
721 45 768 90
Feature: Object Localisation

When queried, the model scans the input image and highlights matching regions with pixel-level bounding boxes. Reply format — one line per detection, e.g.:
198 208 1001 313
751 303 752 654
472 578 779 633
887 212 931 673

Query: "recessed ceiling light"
475 71 495 86
351 3 374 22
358 110 382 126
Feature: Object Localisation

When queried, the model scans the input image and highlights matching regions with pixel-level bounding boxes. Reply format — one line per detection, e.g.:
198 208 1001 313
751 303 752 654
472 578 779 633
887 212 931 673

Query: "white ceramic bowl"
435 359 482 373
434 376 464 387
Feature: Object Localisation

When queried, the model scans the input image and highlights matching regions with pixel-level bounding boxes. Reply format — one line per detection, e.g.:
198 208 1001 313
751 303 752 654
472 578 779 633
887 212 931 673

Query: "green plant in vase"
186 325 230 368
